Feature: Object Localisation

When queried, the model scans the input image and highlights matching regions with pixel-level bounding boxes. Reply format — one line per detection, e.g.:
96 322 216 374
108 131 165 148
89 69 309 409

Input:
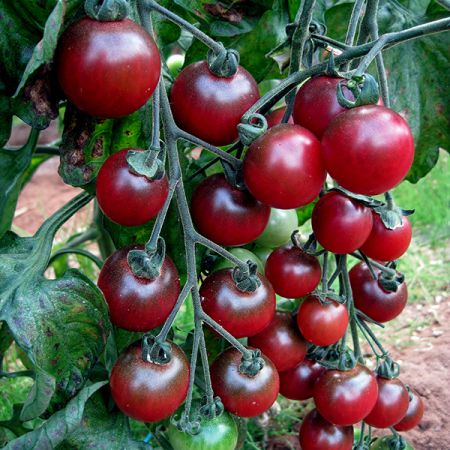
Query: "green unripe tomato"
370 436 414 450
214 248 264 274
255 208 298 247
253 246 273 267
167 53 185 76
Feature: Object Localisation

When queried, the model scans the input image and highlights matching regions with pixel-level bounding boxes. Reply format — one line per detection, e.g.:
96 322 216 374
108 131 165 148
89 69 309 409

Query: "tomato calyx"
141 334 172 365
232 261 261 292
126 146 166 180
376 355 401 379
308 343 358 371
239 349 265 377
207 45 240 77
337 73 380 108
199 396 224 420
237 113 268 146
372 435 410 450
84 0 129 21
127 237 166 279
372 193 414 230
377 263 405 293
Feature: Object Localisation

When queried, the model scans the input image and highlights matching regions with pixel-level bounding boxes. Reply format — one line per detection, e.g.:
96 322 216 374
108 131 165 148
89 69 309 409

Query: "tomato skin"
170 60 259 146
110 341 189 422
360 213 412 261
297 296 349 347
248 311 307 372
96 148 169 227
191 174 270 246
255 208 299 248
56 18 160 118
200 268 276 338
364 377 410 428
279 358 326 400
321 105 414 195
299 409 354 450
243 124 326 209
210 347 280 418
214 248 264 274
266 107 294 128
265 245 321 298
312 192 373 254
350 262 408 323
97 245 180 332
394 387 425 431
370 437 413 450
313 365 379 426
253 247 273 266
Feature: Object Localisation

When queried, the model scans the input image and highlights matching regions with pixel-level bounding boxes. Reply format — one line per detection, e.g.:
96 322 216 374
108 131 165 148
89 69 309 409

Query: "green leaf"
324 2 354 41
0 322 14 367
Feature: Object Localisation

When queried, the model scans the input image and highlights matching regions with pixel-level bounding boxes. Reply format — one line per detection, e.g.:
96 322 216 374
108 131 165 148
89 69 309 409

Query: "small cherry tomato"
394 387 425 431
214 248 264 274
265 107 294 128
255 208 299 248
370 437 413 450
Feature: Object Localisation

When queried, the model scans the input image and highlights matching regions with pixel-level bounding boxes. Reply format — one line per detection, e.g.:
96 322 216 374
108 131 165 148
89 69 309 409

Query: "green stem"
48 248 103 269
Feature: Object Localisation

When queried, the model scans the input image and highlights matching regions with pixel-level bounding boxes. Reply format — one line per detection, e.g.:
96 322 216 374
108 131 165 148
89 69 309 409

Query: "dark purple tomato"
265 107 294 128
200 268 275 338
265 245 321 298
394 387 425 431
299 409 354 450
170 60 259 146
360 213 412 261
279 358 326 400
243 124 326 209
248 311 307 372
96 148 169 226
313 365 379 426
210 347 280 418
297 296 349 347
364 376 410 428
191 173 270 246
350 262 408 323
321 105 414 195
110 340 189 422
56 18 160 118
311 192 373 254
97 245 180 332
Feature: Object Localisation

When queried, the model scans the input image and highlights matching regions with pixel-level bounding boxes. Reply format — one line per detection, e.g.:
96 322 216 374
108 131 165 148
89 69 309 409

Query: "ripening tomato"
255 208 299 248
191 174 270 246
243 124 326 209
265 107 294 128
97 245 180 332
110 340 189 422
56 18 160 118
370 437 413 450
394 387 425 431
96 148 169 226
170 60 259 146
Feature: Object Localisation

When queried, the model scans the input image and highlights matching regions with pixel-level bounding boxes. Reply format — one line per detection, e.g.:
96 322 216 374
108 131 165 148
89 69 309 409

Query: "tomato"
265 107 294 128
200 268 276 338
265 245 321 298
360 213 412 261
370 437 413 450
191 173 270 246
279 358 326 400
110 340 189 422
253 247 273 266
313 365 379 426
350 262 408 323
394 387 425 431
311 192 373 254
297 296 349 347
321 105 414 195
214 248 264 274
248 311 307 372
255 208 299 248
97 245 180 331
96 148 169 227
364 377 410 428
56 18 160 118
243 124 326 209
210 347 280 417
170 60 259 146
299 409 354 450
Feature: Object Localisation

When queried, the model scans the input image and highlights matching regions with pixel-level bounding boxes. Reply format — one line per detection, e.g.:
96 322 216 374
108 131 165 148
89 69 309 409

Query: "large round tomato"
170 60 259 146
279 358 326 401
243 124 326 209
394 387 425 431
255 208 299 248
110 340 189 422
56 18 160 118
364 376 410 428
350 262 408 323
214 248 264 274
313 365 379 426
297 296 349 347
191 173 270 246
96 148 169 227
311 192 373 254
321 105 414 195
248 311 307 372
299 409 354 450
360 213 412 261
370 437 413 450
97 245 180 331
200 268 275 338
210 347 279 418
265 107 294 128
265 245 321 298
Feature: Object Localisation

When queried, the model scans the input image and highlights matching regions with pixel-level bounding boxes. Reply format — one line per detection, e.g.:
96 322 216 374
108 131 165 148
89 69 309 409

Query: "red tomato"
96 148 169 227
265 245 321 298
170 60 259 146
265 107 294 128
243 124 326 209
394 387 425 431
311 192 373 254
191 173 270 246
321 105 414 195
110 340 189 422
56 18 160 118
